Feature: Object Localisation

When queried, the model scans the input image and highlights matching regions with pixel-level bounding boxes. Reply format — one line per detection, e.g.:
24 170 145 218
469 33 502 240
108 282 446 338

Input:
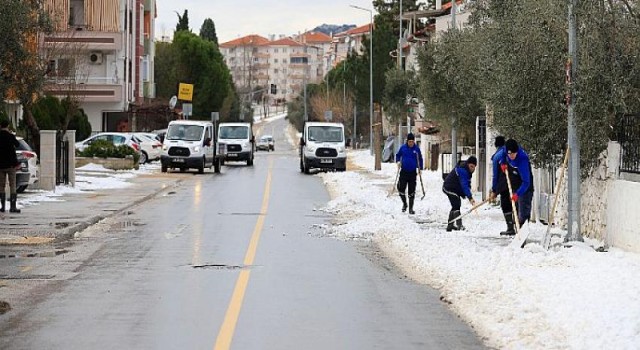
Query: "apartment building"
220 34 326 103
41 0 156 132
327 24 372 69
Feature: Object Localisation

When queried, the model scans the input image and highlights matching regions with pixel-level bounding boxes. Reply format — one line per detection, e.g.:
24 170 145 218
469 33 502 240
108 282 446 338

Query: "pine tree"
199 18 218 45
175 10 190 33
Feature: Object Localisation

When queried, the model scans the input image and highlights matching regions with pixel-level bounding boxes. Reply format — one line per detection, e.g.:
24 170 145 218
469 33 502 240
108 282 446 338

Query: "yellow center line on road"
214 159 274 350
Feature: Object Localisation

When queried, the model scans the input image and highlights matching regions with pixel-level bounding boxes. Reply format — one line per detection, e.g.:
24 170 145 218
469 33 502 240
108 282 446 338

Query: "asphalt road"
0 117 485 349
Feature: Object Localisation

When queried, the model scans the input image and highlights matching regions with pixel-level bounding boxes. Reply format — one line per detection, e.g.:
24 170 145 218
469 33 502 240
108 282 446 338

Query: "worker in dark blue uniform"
395 133 423 214
442 156 477 231
489 139 534 235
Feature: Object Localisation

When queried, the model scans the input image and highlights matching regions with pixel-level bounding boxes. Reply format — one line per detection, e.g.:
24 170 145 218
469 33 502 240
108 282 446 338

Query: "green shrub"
78 139 140 164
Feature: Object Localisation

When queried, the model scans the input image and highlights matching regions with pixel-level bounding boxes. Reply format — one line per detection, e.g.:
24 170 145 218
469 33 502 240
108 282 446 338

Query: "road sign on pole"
182 103 193 120
211 112 219 122
324 110 333 122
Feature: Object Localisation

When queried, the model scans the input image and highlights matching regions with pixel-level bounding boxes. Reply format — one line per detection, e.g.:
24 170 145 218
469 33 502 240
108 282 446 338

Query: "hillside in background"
312 24 356 36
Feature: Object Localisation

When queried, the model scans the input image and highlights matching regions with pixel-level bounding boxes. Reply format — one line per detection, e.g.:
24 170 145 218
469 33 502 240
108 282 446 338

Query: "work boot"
500 212 515 236
0 193 5 213
408 196 415 215
456 211 465 231
400 194 407 212
9 194 20 214
446 210 457 232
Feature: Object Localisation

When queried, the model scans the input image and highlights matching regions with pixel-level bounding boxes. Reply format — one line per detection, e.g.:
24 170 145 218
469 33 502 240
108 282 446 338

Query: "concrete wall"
607 179 640 252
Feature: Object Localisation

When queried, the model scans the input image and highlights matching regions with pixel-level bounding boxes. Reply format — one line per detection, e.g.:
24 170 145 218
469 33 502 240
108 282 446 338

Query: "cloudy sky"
154 0 377 43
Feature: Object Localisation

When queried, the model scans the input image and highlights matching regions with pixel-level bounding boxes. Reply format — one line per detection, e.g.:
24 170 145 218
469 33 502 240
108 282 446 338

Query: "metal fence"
618 114 640 174
56 132 69 185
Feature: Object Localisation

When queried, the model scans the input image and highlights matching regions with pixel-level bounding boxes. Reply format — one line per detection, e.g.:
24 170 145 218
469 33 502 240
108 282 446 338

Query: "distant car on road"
256 135 273 151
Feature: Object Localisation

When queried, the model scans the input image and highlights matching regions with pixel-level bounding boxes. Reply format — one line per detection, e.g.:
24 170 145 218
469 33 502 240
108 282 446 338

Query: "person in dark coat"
395 133 423 214
443 156 477 231
489 138 533 235
0 119 21 213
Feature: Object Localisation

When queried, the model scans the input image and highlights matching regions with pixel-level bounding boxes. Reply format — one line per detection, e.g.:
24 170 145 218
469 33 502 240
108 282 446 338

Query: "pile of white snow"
318 149 640 350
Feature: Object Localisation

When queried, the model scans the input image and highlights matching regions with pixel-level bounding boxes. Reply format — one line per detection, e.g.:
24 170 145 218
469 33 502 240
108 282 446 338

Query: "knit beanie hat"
407 133 415 141
495 136 505 148
466 156 478 166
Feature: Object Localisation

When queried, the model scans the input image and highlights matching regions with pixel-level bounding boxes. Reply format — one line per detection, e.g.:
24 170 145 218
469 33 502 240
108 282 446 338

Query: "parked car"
132 133 162 163
75 132 141 154
256 135 272 151
152 129 167 143
15 137 39 193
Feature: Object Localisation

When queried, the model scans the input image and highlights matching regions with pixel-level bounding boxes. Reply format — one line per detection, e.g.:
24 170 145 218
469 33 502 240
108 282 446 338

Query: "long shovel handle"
388 166 401 197
448 198 491 224
417 153 426 200
542 147 570 250
505 166 521 235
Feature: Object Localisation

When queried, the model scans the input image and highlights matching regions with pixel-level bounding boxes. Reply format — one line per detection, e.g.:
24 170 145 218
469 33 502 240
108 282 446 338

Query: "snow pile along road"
318 150 640 350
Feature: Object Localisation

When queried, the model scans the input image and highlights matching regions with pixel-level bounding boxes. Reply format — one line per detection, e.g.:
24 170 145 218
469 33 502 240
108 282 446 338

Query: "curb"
32 178 184 245
53 178 183 243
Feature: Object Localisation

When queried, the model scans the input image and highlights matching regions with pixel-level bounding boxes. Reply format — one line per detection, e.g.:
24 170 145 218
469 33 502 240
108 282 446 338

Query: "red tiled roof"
220 35 270 48
442 0 463 11
347 24 372 35
269 38 303 46
301 31 332 43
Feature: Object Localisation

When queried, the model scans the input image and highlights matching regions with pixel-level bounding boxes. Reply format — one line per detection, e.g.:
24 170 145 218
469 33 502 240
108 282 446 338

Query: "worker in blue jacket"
395 133 423 214
489 138 534 235
443 156 477 231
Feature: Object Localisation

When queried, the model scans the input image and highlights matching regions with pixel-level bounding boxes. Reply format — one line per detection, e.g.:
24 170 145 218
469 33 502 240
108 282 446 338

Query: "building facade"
41 0 156 133
220 32 332 103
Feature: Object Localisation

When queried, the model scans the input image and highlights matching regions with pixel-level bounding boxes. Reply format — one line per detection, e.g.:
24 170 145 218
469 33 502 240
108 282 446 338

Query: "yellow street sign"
178 83 194 101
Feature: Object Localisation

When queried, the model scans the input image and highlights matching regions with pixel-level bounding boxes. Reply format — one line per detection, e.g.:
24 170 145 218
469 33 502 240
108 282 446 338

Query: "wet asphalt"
0 117 485 349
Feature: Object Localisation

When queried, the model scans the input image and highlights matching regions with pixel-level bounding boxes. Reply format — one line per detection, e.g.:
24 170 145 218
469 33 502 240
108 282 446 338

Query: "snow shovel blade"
509 221 530 249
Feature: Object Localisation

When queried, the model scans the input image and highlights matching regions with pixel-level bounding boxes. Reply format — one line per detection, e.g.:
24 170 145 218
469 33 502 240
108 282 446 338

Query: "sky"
154 0 377 43
19 113 640 349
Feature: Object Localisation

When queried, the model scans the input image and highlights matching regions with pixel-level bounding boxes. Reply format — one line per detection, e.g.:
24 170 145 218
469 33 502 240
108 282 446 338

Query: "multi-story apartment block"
327 24 372 69
41 0 156 132
220 33 328 103
294 31 333 78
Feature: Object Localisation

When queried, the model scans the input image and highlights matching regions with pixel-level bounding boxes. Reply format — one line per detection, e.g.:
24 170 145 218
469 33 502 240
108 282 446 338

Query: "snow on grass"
318 149 640 350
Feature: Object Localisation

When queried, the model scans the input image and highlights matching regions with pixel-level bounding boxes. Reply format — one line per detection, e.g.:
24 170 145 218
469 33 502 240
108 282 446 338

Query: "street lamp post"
350 5 374 157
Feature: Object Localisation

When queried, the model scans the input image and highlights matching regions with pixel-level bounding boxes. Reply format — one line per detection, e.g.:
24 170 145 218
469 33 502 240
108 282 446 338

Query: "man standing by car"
0 119 21 213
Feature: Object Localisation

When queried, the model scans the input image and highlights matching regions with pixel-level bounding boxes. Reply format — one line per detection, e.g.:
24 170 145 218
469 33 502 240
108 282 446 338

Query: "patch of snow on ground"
317 149 640 350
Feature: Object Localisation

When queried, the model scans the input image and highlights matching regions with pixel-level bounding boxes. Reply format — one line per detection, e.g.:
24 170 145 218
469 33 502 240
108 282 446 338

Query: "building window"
69 0 85 27
274 58 278 63
274 48 279 53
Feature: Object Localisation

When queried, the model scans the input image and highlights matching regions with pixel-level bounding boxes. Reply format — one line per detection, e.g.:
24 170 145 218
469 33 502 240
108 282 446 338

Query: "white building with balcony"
41 0 156 132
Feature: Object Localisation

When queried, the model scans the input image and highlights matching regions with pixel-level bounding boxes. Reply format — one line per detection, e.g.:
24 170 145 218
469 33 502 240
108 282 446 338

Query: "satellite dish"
169 96 178 109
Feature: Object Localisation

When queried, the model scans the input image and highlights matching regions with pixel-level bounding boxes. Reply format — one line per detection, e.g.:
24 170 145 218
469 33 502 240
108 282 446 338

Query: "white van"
218 122 254 166
161 120 218 173
299 122 347 173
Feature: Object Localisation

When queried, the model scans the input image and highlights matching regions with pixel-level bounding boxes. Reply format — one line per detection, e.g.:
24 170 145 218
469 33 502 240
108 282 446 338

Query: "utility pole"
566 0 582 242
304 78 308 122
450 0 458 166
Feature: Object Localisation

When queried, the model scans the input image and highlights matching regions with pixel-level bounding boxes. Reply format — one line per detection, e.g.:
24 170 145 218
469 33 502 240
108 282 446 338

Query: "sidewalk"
0 164 183 245
318 149 640 350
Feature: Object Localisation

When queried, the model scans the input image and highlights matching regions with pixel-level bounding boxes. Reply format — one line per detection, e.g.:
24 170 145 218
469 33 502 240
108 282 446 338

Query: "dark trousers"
442 187 461 211
500 189 533 224
0 167 17 195
397 170 417 198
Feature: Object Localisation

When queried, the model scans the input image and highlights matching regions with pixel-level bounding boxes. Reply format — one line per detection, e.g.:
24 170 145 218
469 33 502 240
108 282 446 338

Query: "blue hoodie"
505 148 532 197
444 163 473 198
491 147 507 192
395 143 423 171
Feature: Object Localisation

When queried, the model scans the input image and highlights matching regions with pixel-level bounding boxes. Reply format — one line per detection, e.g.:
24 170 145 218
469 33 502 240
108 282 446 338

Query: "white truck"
218 122 254 166
160 120 224 173
299 122 347 173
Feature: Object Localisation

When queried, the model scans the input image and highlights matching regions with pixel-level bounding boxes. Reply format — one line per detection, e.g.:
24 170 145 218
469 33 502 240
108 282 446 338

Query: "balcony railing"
617 114 640 174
